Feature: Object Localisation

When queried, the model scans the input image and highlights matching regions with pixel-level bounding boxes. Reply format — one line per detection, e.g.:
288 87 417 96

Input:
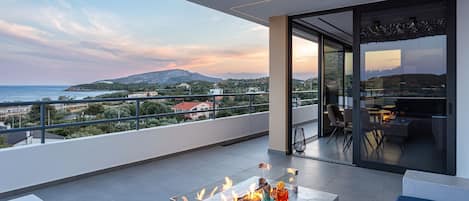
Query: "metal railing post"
39 103 45 144
248 94 253 114
136 100 140 130
211 95 216 119
0 92 275 139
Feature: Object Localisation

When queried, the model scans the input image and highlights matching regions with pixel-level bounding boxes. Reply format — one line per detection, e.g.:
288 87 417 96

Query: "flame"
222 177 233 191
196 188 206 200
231 191 239 201
287 168 298 175
209 186 218 197
180 176 270 201
383 113 392 121
249 183 256 199
220 193 227 201
249 183 256 192
243 183 265 200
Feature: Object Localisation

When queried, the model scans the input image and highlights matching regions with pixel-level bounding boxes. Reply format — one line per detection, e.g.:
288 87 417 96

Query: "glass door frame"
352 0 456 175
288 17 353 162
288 22 321 154
288 0 456 175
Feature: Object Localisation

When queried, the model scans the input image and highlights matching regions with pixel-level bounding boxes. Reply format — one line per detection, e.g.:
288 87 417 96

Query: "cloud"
0 19 51 44
0 3 269 84
78 41 125 56
248 25 268 32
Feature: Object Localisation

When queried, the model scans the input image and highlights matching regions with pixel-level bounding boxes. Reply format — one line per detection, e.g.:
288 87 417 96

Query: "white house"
171 102 213 120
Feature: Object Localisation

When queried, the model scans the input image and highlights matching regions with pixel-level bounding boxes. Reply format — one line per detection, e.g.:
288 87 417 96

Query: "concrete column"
268 15 289 153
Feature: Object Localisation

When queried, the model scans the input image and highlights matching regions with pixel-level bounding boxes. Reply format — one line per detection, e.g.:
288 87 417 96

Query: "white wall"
457 0 469 179
0 112 270 194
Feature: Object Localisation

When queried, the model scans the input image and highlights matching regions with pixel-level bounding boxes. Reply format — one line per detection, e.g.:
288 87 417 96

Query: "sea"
0 86 118 103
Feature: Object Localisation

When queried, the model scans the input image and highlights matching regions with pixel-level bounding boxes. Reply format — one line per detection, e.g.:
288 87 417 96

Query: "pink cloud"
0 6 269 84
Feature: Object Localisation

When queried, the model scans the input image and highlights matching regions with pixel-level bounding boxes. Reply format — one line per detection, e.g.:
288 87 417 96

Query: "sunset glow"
365 49 402 71
292 36 318 80
0 0 270 85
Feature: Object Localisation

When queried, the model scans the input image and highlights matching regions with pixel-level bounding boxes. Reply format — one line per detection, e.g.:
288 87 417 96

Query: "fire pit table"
170 165 338 201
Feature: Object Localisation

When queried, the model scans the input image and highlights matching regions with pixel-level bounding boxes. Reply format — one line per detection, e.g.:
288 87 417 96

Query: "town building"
127 91 159 98
171 101 213 120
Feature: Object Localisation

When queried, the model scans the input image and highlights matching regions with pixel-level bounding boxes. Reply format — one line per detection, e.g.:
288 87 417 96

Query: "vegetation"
68 83 159 92
0 136 10 148
84 104 105 116
217 78 268 93
140 101 172 115
28 104 57 122
93 91 129 99
1 75 319 144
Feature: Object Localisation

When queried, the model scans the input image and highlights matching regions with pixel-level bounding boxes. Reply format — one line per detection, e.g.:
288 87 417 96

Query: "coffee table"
170 166 338 201
203 176 338 201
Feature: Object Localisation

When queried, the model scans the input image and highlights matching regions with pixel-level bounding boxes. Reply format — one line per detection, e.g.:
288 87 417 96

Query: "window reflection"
360 30 448 172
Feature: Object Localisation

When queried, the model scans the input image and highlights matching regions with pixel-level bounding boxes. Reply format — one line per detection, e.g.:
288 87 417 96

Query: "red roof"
172 102 210 111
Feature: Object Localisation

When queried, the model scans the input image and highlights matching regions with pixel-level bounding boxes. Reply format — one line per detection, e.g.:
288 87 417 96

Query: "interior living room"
0 0 469 201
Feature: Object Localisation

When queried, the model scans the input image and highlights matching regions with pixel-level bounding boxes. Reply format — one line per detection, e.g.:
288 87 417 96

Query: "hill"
105 69 222 84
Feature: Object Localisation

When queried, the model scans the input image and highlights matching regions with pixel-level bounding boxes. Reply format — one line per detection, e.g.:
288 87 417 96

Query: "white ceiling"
299 11 354 44
187 0 386 26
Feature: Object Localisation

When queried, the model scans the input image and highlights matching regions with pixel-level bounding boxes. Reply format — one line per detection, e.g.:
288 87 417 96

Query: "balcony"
0 93 291 192
0 136 402 201
0 93 404 201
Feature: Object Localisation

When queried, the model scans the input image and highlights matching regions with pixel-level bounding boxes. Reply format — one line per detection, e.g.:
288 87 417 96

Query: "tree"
140 101 171 115
66 126 104 139
28 104 57 122
84 104 105 116
4 116 15 128
159 118 178 126
104 107 131 119
0 136 10 148
144 118 161 128
216 110 233 118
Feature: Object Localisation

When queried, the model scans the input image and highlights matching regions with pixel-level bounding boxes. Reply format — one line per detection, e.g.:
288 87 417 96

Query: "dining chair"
342 108 353 152
360 109 378 153
326 104 345 144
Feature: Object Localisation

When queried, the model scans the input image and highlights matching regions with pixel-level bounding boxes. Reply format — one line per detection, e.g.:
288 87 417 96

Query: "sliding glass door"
289 0 455 174
356 0 455 174
290 26 319 155
290 10 354 163
321 38 353 163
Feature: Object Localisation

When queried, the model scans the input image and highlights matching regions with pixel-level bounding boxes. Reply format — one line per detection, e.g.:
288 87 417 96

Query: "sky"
292 36 318 80
0 0 275 85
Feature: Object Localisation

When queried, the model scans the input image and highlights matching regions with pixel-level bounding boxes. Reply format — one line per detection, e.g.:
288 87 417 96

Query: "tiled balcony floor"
1 136 402 201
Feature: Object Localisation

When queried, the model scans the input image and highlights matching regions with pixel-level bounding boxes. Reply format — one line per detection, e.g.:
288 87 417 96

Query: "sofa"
397 170 469 201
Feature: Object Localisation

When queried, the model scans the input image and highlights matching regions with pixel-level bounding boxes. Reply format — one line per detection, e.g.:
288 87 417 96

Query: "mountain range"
100 69 222 85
